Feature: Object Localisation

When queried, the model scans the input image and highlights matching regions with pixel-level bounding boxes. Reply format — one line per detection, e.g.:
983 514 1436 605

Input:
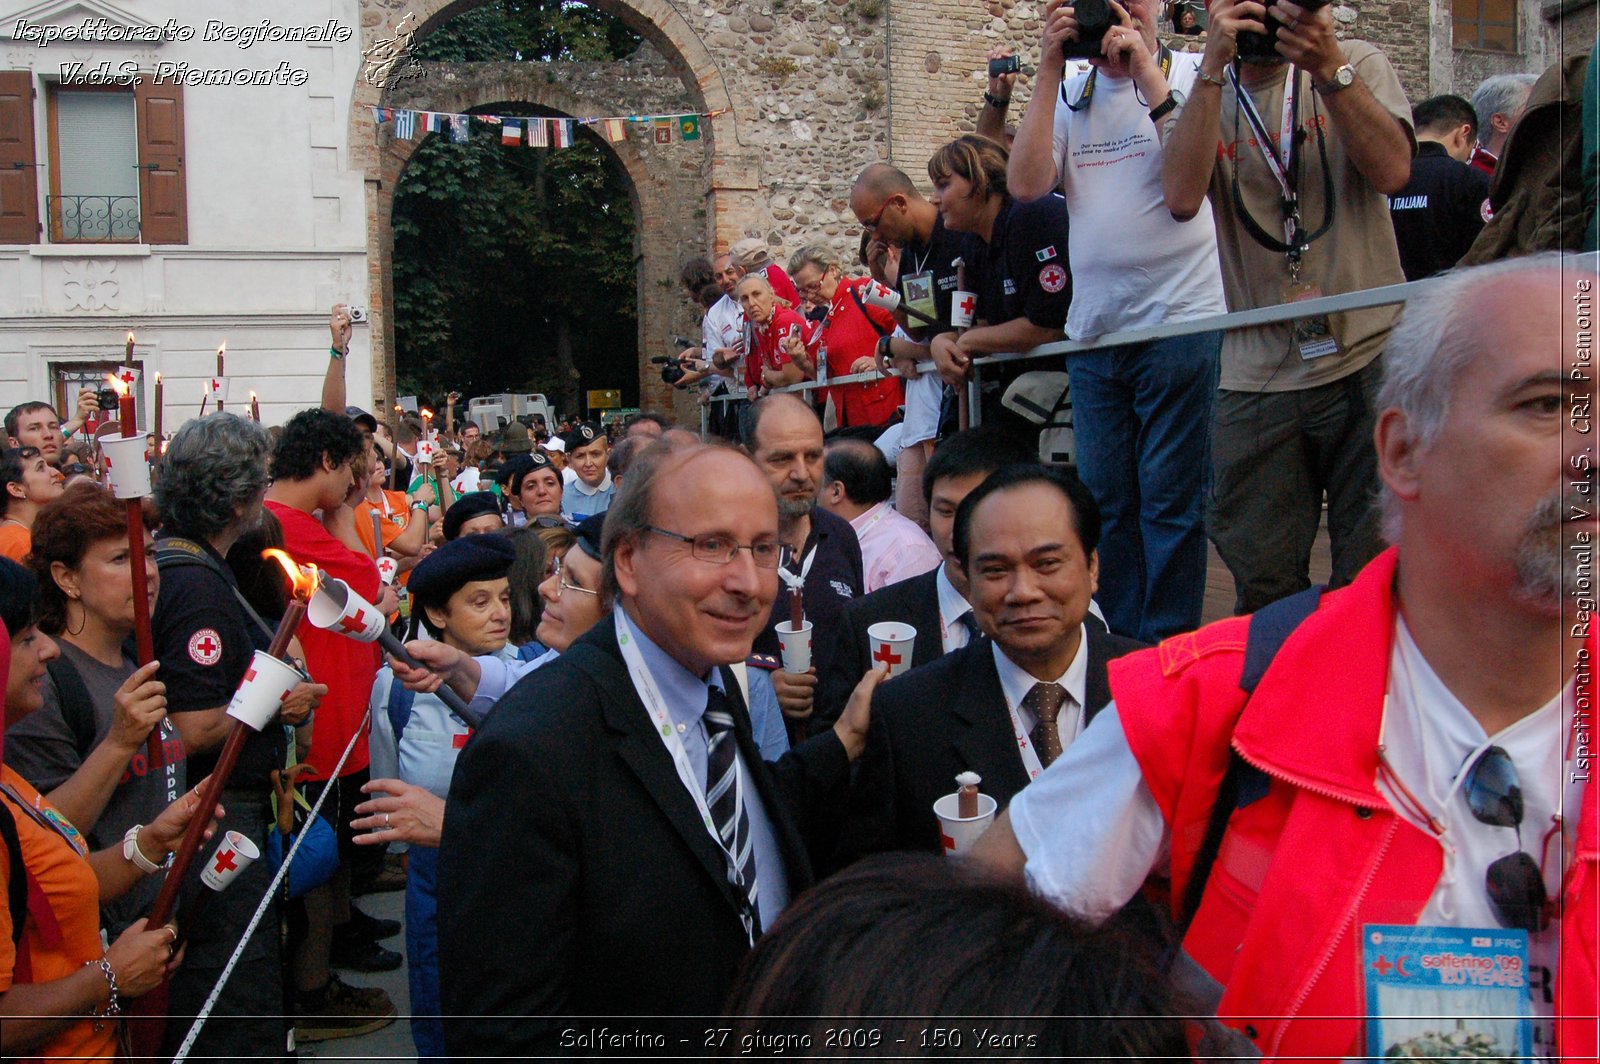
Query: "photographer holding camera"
1159 0 1412 613
1008 0 1226 643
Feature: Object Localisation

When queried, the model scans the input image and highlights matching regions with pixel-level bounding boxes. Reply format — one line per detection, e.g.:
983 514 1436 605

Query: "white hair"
1470 73 1537 135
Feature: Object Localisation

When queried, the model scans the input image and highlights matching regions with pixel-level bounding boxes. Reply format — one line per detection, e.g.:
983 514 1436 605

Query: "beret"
407 532 516 604
441 491 503 541
495 452 535 487
562 421 604 452
572 511 606 563
509 452 557 495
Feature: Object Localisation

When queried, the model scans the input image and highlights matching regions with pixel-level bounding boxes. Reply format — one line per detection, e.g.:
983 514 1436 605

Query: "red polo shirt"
745 306 815 389
823 277 904 427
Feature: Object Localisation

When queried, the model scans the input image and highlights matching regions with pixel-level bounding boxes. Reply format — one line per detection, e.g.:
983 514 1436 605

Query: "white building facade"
0 0 372 433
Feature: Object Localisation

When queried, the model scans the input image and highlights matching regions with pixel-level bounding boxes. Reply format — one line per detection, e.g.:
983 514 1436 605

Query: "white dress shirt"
990 625 1089 745
935 566 975 655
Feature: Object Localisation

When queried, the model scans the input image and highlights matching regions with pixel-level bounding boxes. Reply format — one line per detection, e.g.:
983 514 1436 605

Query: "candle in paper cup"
933 786 997 856
100 434 152 499
225 650 306 731
376 555 399 584
208 377 231 403
956 771 982 818
200 830 261 891
307 578 388 642
774 619 814 673
866 621 915 678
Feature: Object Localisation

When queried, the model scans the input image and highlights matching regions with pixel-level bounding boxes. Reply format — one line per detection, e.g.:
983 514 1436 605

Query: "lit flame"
420 408 433 421
262 548 320 600
154 371 161 385
107 373 127 397
250 389 258 401
217 341 227 357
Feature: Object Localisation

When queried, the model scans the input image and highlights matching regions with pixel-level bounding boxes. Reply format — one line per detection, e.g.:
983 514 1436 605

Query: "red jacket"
1114 548 1598 1061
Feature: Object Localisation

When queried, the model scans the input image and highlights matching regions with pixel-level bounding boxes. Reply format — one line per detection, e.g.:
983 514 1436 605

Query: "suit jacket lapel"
571 620 744 915
1083 628 1113 725
910 571 944 669
948 640 1032 803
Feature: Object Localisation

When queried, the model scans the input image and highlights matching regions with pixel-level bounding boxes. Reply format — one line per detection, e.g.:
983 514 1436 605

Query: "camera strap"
1227 62 1335 276
1064 43 1170 112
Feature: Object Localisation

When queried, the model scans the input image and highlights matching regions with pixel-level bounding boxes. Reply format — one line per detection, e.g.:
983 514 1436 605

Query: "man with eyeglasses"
426 439 882 1055
969 255 1598 1061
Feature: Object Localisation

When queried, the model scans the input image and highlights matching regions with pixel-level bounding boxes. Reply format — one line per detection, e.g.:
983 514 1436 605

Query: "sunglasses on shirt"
1461 745 1561 934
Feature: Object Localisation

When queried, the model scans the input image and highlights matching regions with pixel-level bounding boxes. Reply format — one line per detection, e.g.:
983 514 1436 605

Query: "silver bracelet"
85 956 121 1028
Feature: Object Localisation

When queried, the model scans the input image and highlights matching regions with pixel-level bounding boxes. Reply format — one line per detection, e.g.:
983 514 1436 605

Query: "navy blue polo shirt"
753 506 864 681
967 195 1073 330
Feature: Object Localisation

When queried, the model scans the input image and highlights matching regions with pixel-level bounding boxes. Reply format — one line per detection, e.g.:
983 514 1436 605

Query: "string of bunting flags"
371 105 723 146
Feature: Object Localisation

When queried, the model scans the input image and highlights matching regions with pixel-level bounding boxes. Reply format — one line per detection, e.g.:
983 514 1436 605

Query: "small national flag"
527 118 548 147
552 119 572 148
395 109 417 140
679 114 701 141
371 107 386 124
450 114 470 143
425 112 445 134
502 120 522 146
654 118 672 145
602 118 627 142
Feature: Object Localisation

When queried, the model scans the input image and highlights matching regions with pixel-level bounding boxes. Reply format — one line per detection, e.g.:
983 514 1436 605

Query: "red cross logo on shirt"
872 644 902 668
337 609 370 636
957 294 976 318
213 849 238 874
195 634 219 659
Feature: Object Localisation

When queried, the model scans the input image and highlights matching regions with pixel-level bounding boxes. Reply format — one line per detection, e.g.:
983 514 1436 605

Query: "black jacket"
437 614 850 1055
837 628 1146 862
1388 142 1490 280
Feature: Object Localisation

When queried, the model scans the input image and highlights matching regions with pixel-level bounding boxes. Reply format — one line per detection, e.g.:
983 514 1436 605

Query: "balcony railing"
46 195 142 243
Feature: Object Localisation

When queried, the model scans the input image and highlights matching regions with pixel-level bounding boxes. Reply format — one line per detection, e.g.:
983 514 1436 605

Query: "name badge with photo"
901 271 936 323
1283 281 1340 361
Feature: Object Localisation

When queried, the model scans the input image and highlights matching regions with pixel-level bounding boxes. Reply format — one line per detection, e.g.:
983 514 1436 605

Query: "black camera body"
988 54 1021 77
96 388 119 412
1062 0 1115 60
651 355 690 386
1236 0 1330 61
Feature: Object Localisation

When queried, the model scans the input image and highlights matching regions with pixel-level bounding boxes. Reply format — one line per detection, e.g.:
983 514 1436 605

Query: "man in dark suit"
436 442 882 1055
816 427 1032 724
841 464 1144 858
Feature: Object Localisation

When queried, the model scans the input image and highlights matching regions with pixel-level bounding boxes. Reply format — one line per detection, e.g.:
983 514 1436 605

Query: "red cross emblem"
196 635 219 657
1039 264 1068 293
872 644 902 668
213 849 238 874
209 379 224 394
1371 954 1393 976
957 294 976 317
243 666 257 684
117 368 137 385
337 609 370 636
188 628 223 665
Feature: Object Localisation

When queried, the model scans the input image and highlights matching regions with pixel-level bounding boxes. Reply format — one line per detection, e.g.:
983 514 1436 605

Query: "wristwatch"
1148 89 1184 122
123 824 163 874
1314 64 1357 95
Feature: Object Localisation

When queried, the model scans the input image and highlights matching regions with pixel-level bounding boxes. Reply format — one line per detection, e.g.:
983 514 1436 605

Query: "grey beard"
777 495 815 523
1511 491 1567 612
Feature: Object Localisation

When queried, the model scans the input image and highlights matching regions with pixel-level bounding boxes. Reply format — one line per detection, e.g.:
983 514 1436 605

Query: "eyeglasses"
548 555 599 600
860 197 896 233
1461 745 1562 933
528 514 568 530
643 526 781 568
796 266 833 295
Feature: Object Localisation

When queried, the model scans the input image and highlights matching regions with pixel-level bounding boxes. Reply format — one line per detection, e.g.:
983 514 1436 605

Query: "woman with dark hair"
0 445 65 561
0 557 217 1061
500 525 549 650
4 483 182 938
722 854 1190 1059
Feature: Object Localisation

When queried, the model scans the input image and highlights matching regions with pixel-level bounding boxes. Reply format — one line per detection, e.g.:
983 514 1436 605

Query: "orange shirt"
356 491 415 589
0 522 31 563
0 765 118 1061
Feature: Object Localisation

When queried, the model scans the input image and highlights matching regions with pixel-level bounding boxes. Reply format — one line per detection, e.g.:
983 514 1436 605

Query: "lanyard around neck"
1066 44 1172 112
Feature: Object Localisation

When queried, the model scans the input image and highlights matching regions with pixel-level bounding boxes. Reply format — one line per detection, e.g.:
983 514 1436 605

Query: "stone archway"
353 0 767 419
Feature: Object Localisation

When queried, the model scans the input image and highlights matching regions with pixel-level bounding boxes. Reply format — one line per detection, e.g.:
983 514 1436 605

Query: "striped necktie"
703 686 760 938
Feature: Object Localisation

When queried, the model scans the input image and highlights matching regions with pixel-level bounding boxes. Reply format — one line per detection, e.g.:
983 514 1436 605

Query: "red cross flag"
200 829 261 891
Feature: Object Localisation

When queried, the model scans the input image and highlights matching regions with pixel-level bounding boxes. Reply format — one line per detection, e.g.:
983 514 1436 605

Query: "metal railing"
46 194 142 243
711 278 1433 424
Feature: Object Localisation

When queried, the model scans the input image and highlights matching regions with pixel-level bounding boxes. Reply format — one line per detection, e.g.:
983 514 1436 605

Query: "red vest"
1115 549 1599 1061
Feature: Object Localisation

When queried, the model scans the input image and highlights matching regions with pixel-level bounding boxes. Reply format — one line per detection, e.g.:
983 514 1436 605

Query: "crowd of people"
0 2 1595 1061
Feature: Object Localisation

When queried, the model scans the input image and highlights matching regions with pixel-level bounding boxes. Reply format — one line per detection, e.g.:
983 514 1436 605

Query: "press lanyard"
1065 45 1171 112
1231 63 1299 247
0 780 89 857
614 610 758 946
999 684 1048 782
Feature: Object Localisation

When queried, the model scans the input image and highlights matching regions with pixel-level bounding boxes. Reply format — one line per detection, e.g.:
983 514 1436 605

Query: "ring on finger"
384 813 392 826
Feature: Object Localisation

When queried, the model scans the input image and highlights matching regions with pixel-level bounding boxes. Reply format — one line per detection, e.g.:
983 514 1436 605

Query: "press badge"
1361 924 1533 1063
1283 281 1339 361
901 272 936 323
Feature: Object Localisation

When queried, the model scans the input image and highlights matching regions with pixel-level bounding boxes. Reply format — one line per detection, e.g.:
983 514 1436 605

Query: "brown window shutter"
0 71 39 244
134 80 185 244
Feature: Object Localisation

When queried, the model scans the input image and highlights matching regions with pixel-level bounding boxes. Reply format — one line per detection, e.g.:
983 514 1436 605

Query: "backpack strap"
386 672 416 749
157 536 276 643
45 656 99 761
847 285 892 339
1177 585 1324 931
0 798 25 951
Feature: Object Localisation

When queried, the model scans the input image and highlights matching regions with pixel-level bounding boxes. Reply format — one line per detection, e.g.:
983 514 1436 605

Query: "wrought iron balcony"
46 195 142 243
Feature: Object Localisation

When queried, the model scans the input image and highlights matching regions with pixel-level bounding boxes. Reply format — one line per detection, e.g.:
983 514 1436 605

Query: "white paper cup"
774 620 814 673
376 555 399 585
99 433 151 499
225 650 304 730
208 377 231 402
113 367 140 389
414 439 436 465
950 289 978 328
201 830 261 891
861 281 901 311
933 791 998 855
308 578 386 643
866 621 916 678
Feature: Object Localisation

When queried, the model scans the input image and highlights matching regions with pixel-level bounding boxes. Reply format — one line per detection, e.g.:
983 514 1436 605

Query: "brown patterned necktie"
1024 682 1069 768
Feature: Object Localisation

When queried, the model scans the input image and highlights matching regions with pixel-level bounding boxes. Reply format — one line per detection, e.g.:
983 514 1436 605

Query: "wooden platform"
1200 520 1334 625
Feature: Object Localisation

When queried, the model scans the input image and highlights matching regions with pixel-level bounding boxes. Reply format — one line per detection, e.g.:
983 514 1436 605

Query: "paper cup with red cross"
414 438 436 466
112 366 140 390
933 790 997 856
225 651 305 731
207 377 230 403
200 830 261 891
307 578 386 643
949 290 978 328
860 280 902 313
774 620 813 673
866 621 916 679
99 434 151 499
376 555 399 585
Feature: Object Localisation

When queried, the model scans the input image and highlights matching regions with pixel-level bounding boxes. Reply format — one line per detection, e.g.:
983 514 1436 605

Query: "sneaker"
330 936 404 972
354 853 408 895
340 906 402 942
293 974 396 1043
